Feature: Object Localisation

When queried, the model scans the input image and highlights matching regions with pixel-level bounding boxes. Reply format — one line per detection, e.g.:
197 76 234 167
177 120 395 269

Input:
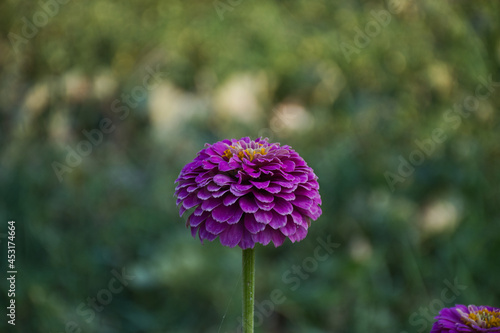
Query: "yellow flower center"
223 143 268 161
461 308 500 328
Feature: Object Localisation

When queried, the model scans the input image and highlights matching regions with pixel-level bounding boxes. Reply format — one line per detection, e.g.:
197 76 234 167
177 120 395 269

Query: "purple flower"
174 137 322 249
431 304 500 332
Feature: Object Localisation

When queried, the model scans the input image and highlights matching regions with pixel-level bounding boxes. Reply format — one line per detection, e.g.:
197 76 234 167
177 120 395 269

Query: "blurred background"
1 0 499 332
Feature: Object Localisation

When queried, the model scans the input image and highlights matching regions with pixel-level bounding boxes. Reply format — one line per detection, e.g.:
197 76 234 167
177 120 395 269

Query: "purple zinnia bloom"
174 137 322 249
431 304 500 332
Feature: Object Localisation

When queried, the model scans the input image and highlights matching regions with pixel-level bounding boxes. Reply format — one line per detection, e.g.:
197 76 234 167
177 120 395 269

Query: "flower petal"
253 190 274 203
212 203 239 222
249 180 271 189
255 199 275 211
239 230 255 249
230 183 252 197
269 211 287 229
275 192 295 201
264 184 281 193
291 210 306 226
242 163 261 178
271 232 286 247
190 225 199 238
244 214 266 234
292 195 313 210
219 223 243 248
214 174 234 186
182 195 201 209
273 180 295 188
226 208 244 224
239 196 259 213
205 216 226 235
273 197 293 215
252 228 272 245
197 187 212 200
179 205 187 217
212 189 229 198
223 193 239 206
207 182 221 192
187 185 198 193
254 210 273 224
189 211 209 227
280 215 298 236
199 223 218 242
288 225 308 243
201 197 222 211
282 160 295 172
193 205 204 216
176 187 190 200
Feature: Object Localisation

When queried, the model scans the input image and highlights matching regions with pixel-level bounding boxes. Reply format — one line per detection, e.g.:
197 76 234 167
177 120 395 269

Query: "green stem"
242 248 255 333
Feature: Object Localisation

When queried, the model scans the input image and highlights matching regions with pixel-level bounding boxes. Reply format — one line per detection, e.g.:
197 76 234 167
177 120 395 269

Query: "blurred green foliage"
1 0 499 332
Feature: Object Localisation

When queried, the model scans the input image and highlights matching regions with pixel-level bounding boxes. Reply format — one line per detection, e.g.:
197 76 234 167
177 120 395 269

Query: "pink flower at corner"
431 304 500 332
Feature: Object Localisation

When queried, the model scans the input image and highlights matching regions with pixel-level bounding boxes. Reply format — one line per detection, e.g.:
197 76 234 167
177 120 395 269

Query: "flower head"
174 137 322 249
431 304 500 332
